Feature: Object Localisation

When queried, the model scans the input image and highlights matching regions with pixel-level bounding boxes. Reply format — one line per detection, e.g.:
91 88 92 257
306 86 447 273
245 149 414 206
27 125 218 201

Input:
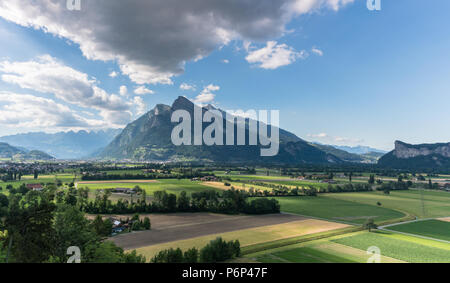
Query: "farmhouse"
26 183 44 191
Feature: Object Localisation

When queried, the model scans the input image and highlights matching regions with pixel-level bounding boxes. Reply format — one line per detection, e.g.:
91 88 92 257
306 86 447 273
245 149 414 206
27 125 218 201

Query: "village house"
26 183 44 191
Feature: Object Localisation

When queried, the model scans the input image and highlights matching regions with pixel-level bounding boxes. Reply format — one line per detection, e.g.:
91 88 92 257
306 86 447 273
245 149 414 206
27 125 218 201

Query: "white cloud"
133 96 147 116
307 132 363 144
119 85 128 96
193 84 220 104
222 59 230 64
134 86 155 95
311 47 324 56
109 71 118 78
0 0 353 84
0 92 108 130
308 133 329 138
246 41 307 69
180 83 196 91
0 55 131 112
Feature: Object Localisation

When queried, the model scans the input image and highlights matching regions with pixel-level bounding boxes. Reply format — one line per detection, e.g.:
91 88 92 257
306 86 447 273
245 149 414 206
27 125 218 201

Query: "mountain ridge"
0 129 121 159
0 142 54 160
99 96 342 164
378 140 450 169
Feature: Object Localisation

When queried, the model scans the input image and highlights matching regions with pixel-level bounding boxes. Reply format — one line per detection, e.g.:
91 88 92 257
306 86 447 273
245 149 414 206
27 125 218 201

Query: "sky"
0 0 449 151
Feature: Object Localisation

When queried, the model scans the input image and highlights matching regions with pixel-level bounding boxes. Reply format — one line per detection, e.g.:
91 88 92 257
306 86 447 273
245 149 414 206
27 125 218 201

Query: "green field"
325 190 450 218
272 196 405 224
333 231 450 263
257 247 357 263
78 179 216 196
387 219 450 242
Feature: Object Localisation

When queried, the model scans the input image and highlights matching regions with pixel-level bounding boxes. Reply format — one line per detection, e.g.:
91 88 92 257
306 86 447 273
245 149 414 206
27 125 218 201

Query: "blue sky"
0 0 449 151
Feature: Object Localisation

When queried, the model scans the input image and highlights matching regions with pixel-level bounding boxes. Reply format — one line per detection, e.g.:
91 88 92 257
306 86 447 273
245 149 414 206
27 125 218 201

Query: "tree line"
151 237 240 263
70 187 280 215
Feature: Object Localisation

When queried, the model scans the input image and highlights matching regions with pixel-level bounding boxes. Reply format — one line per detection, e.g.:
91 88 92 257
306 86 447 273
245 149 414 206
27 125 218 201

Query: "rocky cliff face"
378 140 450 169
393 141 450 159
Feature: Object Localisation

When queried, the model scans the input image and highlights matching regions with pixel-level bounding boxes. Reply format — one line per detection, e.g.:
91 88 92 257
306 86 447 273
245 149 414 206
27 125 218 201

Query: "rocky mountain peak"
393 140 450 159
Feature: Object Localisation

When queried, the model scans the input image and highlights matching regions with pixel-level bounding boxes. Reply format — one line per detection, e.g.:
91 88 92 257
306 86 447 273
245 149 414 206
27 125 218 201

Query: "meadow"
271 196 406 224
386 219 450 242
248 228 450 263
332 230 450 263
325 190 450 218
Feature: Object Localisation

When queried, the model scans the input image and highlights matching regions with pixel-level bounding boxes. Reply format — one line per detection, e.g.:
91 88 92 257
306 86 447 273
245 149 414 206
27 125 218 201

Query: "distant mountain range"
0 142 54 160
311 143 385 163
332 145 387 155
378 141 450 169
0 129 121 159
98 96 342 164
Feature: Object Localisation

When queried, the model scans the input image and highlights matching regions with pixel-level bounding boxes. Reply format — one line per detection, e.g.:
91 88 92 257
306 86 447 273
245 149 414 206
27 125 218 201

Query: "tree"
4 191 56 263
199 237 240 263
91 215 112 237
184 247 199 263
143 217 151 230
368 175 375 184
53 204 97 262
177 191 190 211
363 218 378 232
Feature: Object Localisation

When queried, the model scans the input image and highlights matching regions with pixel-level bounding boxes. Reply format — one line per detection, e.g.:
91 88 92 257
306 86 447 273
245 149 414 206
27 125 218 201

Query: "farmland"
271 196 406 224
332 231 450 263
386 219 450 242
247 229 450 263
325 190 450 218
131 217 349 260
2 165 450 263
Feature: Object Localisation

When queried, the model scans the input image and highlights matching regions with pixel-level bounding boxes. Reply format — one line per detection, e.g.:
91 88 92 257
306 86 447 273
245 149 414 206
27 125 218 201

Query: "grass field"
325 190 450 218
333 230 450 263
256 246 357 263
132 219 348 260
78 179 216 196
245 231 405 263
272 196 405 224
386 219 450 242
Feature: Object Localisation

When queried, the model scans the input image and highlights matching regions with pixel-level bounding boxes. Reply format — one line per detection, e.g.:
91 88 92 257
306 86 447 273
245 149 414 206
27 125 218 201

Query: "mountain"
99 96 342 164
311 143 385 163
311 143 364 162
0 142 54 160
378 141 450 169
333 145 387 155
0 129 121 159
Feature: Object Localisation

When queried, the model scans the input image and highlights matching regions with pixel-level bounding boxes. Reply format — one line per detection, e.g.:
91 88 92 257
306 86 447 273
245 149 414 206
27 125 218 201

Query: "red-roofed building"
26 184 44 191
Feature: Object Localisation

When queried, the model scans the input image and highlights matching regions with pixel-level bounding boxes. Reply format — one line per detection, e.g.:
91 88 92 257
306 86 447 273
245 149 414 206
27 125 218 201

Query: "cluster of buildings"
191 176 219 182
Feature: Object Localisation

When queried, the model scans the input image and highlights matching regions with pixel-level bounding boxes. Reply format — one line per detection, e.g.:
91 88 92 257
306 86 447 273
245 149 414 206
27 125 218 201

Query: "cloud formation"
0 92 107 130
246 41 307 69
311 47 324 56
194 84 220 104
307 133 363 144
134 86 155 95
0 55 147 128
0 55 129 112
0 0 353 84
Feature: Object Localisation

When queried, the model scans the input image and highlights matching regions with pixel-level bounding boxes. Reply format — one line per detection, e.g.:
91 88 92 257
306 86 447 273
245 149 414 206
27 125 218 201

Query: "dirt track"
109 213 306 250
